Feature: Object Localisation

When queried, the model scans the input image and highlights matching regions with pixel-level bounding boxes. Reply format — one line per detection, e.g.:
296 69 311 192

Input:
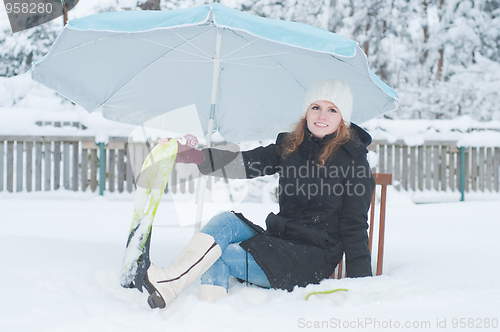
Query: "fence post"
0 141 4 192
7 142 14 192
460 147 465 201
44 142 51 191
63 142 70 189
16 141 23 192
26 141 33 192
54 142 61 190
99 142 106 196
495 148 500 193
72 142 79 191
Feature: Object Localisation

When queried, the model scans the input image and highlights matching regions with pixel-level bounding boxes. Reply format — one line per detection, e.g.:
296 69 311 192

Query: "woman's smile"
306 100 343 138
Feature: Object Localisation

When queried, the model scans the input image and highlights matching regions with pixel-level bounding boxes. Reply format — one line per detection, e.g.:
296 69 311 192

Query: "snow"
1 189 499 331
1 3 499 329
363 116 500 147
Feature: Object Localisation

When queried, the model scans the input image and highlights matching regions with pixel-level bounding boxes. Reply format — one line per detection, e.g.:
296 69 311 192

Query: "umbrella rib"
133 31 212 61
222 61 285 69
101 29 216 108
227 30 306 91
328 54 367 75
220 36 260 59
172 30 212 59
50 27 214 60
224 52 291 62
160 59 212 63
133 37 210 61
50 36 116 58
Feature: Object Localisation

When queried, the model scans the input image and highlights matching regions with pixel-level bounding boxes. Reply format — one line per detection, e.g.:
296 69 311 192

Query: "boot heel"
143 271 156 295
147 291 166 309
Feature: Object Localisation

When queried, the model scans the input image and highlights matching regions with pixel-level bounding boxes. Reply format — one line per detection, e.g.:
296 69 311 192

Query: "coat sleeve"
197 133 285 179
339 154 375 278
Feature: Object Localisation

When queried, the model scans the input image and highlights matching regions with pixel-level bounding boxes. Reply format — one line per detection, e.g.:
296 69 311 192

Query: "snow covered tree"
390 0 500 120
239 0 332 30
0 24 60 77
162 0 212 10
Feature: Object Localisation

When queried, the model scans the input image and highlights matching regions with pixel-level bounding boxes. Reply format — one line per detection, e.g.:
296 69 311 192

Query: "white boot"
145 233 222 309
199 284 228 303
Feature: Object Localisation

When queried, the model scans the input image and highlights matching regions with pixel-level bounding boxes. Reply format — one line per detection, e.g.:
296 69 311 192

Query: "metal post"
194 27 222 232
460 147 465 201
99 142 106 196
61 1 68 26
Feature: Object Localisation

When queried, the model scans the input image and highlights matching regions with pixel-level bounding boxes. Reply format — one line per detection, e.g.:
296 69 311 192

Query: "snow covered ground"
1 188 499 332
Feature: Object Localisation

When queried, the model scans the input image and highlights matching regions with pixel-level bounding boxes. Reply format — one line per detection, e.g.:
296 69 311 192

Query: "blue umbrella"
31 3 397 144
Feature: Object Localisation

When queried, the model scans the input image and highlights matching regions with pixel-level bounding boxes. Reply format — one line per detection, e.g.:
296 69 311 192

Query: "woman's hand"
158 138 171 145
158 134 205 165
158 134 198 148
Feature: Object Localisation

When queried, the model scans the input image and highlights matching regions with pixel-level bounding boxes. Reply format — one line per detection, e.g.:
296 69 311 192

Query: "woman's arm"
197 147 245 178
198 133 286 179
339 155 376 278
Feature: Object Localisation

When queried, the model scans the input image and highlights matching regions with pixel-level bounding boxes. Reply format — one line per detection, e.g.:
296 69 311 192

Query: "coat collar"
302 123 372 159
342 123 372 157
301 126 329 160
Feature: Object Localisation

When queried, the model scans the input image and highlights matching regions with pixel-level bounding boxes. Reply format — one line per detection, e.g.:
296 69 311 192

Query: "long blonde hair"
280 117 351 166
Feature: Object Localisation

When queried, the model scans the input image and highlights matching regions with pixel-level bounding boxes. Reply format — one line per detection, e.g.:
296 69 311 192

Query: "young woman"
146 79 375 309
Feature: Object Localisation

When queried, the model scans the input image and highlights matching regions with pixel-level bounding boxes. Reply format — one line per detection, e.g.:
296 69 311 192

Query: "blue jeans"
200 211 271 291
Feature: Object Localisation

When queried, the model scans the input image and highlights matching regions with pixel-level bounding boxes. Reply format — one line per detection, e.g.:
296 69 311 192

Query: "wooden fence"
369 140 500 193
1 136 500 196
0 136 199 194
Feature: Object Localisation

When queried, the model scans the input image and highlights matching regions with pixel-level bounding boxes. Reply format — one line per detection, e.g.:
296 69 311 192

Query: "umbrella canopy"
31 3 397 143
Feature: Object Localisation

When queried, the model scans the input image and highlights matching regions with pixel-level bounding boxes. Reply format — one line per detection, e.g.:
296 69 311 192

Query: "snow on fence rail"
1 136 499 196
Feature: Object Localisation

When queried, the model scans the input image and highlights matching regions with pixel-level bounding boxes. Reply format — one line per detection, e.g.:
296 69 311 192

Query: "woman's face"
305 100 343 138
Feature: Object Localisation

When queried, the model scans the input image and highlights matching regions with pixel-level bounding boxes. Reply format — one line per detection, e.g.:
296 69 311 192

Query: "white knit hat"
302 79 353 127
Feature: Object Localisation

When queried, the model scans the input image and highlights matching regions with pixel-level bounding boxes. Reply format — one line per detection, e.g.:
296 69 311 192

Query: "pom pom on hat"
302 79 353 126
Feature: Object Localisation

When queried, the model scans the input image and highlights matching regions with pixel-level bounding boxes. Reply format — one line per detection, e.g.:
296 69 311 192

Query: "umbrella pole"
194 27 222 233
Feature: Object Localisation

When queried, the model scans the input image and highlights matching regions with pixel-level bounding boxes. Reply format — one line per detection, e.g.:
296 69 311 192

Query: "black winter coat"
198 123 375 291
